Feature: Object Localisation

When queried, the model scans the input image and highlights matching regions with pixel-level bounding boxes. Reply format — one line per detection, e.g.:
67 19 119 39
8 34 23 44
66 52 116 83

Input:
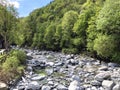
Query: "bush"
93 35 117 58
62 48 78 54
2 56 20 72
0 50 26 83
9 50 26 64
112 52 120 63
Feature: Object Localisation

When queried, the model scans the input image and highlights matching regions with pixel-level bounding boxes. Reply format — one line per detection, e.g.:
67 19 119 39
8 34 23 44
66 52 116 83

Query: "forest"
0 0 120 83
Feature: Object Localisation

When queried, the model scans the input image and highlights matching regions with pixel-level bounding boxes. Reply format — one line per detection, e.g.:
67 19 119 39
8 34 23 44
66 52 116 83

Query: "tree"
94 0 120 61
61 10 78 48
96 0 120 34
0 3 18 50
44 22 56 50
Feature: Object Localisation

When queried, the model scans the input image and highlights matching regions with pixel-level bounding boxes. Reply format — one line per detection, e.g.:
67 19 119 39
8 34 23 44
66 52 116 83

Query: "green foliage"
9 50 26 64
0 4 18 49
93 35 117 58
61 10 78 48
6 0 119 62
0 50 26 83
96 0 120 34
44 22 56 49
2 56 20 72
112 52 120 63
62 48 78 54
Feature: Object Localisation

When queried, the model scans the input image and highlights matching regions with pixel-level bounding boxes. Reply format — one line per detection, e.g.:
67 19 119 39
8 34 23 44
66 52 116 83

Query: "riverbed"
10 48 120 90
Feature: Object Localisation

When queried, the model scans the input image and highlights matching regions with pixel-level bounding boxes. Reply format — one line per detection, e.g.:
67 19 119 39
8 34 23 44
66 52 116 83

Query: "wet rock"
102 80 115 90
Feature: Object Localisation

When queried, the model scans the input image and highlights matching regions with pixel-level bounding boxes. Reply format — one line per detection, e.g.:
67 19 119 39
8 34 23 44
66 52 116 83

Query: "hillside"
0 0 120 62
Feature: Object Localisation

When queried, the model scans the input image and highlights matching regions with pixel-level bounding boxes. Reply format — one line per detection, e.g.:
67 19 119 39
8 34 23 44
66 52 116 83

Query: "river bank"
2 48 120 90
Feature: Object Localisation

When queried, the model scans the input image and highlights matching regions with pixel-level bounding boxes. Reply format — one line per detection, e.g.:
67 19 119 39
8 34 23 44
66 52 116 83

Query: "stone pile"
10 49 120 90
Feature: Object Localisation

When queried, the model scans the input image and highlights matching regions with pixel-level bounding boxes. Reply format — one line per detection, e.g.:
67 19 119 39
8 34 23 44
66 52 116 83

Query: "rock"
102 80 115 90
25 81 40 90
108 63 120 67
66 55 72 60
94 72 111 82
70 59 79 65
31 74 46 81
45 68 53 75
41 85 51 90
57 84 68 90
26 66 33 72
46 62 54 66
99 66 108 71
48 81 54 86
55 61 64 66
113 84 120 90
91 80 101 86
71 75 80 82
68 80 84 90
84 65 98 73
0 82 7 90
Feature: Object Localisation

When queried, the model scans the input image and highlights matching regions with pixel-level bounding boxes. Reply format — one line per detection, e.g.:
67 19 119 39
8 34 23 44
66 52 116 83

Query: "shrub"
62 48 78 54
9 50 26 64
93 35 117 58
0 50 26 83
2 56 20 72
112 52 120 63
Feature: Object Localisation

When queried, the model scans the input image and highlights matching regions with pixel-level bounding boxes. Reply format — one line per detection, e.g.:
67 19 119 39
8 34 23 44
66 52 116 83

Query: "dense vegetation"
0 50 26 83
0 0 120 63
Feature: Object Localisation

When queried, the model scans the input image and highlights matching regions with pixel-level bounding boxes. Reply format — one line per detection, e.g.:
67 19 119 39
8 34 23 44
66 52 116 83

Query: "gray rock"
113 84 120 90
70 59 79 65
108 63 120 67
68 80 84 90
45 68 53 75
91 80 101 86
72 75 80 82
46 62 54 66
55 61 64 66
102 80 115 90
26 66 33 72
84 65 98 73
99 66 108 71
94 72 111 82
31 74 46 81
57 84 68 90
48 81 54 86
25 81 40 90
41 85 51 90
